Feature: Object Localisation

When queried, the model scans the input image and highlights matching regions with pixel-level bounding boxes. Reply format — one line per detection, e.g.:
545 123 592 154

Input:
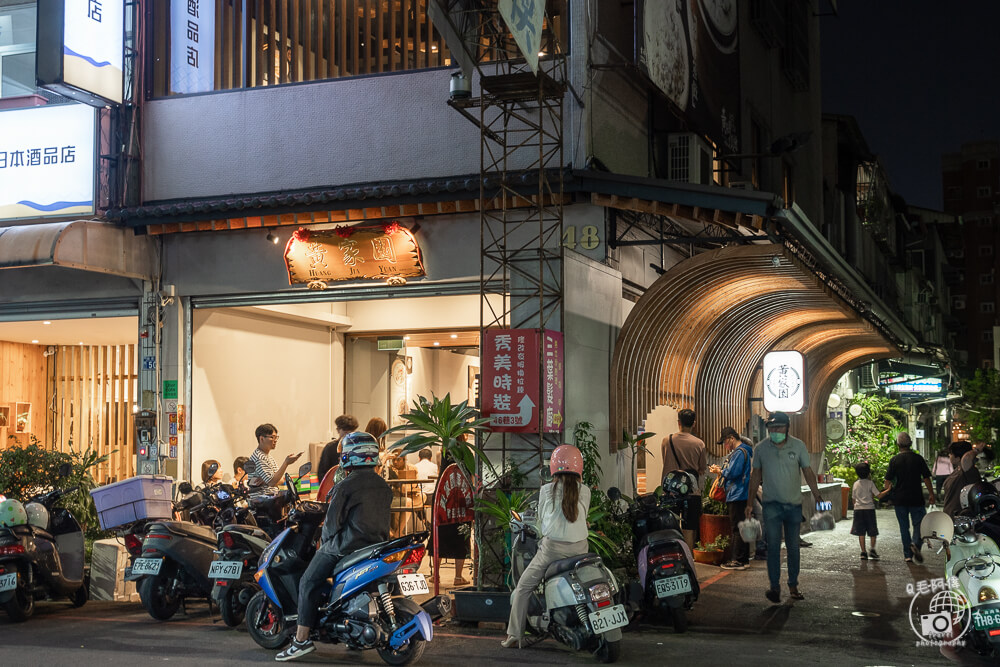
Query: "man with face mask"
744 412 822 604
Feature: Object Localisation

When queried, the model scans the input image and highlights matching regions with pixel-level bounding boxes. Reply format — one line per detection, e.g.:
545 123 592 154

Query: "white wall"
191 308 342 481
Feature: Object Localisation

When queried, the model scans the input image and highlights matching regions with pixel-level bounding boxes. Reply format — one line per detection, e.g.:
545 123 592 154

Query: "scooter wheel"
246 590 291 650
3 578 34 622
670 606 687 633
219 585 245 627
70 585 88 608
594 638 621 663
139 571 181 621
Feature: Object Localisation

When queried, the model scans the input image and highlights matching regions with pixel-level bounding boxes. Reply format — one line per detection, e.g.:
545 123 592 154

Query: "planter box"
452 587 511 623
699 513 732 560
692 549 725 565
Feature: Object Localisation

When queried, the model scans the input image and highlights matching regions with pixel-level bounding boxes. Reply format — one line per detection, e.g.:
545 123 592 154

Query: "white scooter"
922 482 1000 657
509 510 626 663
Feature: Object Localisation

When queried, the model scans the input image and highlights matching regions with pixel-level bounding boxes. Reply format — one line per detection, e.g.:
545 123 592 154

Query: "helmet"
340 431 381 468
739 517 762 543
550 445 583 477
922 510 955 546
24 502 49 530
0 499 27 528
961 481 1000 516
662 470 697 498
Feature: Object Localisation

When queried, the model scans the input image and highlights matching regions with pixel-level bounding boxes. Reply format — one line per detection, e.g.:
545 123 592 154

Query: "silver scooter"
509 510 626 663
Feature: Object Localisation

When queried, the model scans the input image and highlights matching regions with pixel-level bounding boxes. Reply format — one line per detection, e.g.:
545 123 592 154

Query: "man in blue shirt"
711 427 753 570
745 412 823 604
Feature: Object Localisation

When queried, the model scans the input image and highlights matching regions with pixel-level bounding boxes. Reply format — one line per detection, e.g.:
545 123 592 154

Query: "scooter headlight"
589 583 612 603
979 586 999 603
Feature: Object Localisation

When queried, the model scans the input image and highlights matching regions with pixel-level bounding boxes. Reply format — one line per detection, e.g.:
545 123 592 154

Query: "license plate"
588 604 629 633
132 557 163 576
209 560 243 579
973 609 1000 631
396 573 429 596
0 572 16 592
654 574 692 598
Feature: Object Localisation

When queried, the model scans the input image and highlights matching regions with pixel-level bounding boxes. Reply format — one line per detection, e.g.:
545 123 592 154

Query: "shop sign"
763 350 805 413
37 0 124 106
283 224 425 285
498 0 545 74
433 464 474 525
482 329 564 433
0 104 96 222
886 376 943 394
170 0 214 94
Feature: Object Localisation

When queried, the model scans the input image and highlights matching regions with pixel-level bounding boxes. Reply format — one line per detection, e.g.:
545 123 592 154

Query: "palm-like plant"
384 393 491 479
619 429 656 493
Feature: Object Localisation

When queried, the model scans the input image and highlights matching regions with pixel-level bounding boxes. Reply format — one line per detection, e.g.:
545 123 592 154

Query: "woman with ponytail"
502 445 591 649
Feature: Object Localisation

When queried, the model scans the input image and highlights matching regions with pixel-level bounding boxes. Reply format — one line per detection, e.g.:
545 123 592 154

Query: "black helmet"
960 481 1000 516
662 470 697 498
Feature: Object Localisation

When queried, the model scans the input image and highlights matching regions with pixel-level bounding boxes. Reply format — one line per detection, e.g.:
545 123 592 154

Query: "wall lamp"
266 232 280 245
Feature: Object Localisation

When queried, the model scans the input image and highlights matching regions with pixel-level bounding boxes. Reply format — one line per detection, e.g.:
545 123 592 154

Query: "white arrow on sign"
491 394 536 427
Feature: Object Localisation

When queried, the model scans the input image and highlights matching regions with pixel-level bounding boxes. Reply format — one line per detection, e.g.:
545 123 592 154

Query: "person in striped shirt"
249 423 302 495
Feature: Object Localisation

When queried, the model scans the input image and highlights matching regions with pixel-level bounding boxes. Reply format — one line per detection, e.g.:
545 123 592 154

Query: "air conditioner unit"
858 363 878 389
729 180 753 191
667 133 713 185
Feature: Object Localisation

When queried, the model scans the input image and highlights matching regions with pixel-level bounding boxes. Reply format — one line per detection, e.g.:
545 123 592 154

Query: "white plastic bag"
738 517 762 543
810 510 836 531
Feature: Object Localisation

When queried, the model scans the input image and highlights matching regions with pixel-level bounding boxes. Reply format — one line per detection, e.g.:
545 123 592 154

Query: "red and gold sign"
283 223 425 285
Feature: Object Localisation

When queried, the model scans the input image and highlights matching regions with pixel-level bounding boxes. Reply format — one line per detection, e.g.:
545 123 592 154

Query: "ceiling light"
433 342 440 346
266 232 280 244
404 336 411 340
78 341 83 345
43 321 51 325
450 334 458 339
31 340 38 344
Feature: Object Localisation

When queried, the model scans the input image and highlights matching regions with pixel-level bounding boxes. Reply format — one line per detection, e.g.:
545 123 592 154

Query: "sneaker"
765 588 781 604
860 551 868 560
276 639 315 662
911 543 924 564
799 539 813 548
869 549 879 560
721 560 749 570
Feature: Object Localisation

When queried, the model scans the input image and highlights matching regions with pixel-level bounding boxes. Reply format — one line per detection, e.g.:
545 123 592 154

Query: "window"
982 272 995 285
0 3 37 99
978 159 991 170
149 1 569 97
750 119 763 189
982 330 995 342
953 296 966 310
982 302 996 314
981 245 995 257
782 160 794 207
978 186 992 198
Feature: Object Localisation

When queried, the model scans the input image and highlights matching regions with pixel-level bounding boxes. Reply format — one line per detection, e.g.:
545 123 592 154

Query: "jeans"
727 499 750 563
762 501 802 590
894 505 927 559
297 544 342 629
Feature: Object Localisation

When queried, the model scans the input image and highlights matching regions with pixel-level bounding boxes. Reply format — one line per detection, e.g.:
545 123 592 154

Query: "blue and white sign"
0 104 96 221
63 0 124 104
888 377 943 394
763 350 806 413
170 0 215 94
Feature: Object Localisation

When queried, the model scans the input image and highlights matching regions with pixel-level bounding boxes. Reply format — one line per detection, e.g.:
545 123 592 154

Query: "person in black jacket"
316 414 359 482
276 431 392 662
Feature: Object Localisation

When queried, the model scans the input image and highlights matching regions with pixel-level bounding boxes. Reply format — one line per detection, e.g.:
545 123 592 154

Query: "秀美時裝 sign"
481 329 564 433
762 350 806 413
0 104 96 222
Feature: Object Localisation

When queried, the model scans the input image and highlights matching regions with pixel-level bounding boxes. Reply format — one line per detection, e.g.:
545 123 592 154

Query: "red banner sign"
482 329 564 433
433 464 474 525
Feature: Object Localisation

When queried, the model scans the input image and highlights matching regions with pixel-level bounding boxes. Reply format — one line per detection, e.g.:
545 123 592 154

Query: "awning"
611 244 900 457
0 220 156 280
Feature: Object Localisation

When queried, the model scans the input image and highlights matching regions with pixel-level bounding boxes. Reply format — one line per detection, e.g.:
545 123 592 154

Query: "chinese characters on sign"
762 350 805 413
171 0 214 94
40 0 125 105
87 1 102 22
433 464 475 525
283 226 425 285
498 0 545 74
481 329 563 433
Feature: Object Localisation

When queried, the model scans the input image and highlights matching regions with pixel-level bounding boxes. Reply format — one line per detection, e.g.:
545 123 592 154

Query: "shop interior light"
266 232 280 244
31 340 38 344
43 321 51 325
404 336 410 340
450 334 458 339
433 342 440 346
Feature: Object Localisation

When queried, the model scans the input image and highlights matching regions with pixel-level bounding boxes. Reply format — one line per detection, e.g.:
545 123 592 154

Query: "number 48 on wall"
561 225 601 251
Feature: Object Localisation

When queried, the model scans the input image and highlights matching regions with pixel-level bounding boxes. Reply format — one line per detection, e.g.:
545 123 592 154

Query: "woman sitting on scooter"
502 444 591 649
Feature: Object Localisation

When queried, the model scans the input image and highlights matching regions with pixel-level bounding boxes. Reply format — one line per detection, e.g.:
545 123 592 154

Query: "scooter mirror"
607 487 621 502
242 460 257 476
298 462 312 477
178 481 193 495
57 462 73 478
207 462 220 479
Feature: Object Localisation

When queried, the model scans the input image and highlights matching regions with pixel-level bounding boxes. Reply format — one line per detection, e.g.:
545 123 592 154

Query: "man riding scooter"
276 431 393 662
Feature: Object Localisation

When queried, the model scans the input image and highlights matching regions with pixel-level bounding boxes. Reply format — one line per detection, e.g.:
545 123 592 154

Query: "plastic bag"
738 517 762 543
810 510 836 531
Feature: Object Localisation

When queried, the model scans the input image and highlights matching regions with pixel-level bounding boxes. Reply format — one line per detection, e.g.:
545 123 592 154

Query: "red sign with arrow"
481 329 563 433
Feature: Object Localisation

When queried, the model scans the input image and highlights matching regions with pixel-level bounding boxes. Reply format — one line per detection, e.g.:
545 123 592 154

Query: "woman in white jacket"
502 445 591 648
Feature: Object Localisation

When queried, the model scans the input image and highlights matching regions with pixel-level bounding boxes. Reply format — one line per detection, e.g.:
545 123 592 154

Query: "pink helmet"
550 445 583 477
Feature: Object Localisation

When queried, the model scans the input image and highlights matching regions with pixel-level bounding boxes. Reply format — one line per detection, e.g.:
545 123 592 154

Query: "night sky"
820 2 1000 211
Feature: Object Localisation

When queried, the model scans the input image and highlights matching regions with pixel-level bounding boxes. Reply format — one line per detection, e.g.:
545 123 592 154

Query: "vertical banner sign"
171 0 214 94
63 0 124 103
762 350 806 413
0 104 96 221
541 331 564 432
498 0 545 74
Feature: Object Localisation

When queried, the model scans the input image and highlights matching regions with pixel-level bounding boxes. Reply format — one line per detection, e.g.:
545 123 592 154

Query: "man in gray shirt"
745 412 822 605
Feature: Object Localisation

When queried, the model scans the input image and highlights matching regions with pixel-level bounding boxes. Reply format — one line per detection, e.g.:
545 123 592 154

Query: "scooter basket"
90 475 174 530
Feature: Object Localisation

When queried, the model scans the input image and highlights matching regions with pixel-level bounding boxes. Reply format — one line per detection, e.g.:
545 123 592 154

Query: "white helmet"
0 499 27 527
25 502 49 530
738 517 762 543
922 510 955 546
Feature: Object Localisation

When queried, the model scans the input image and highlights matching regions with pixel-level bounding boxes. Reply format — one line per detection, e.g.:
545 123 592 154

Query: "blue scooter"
245 471 446 665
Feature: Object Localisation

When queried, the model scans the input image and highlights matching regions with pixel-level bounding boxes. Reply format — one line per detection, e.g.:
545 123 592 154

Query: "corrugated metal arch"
611 244 899 457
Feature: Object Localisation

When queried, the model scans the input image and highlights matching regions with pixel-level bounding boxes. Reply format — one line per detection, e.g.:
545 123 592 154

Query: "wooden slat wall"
50 345 137 485
0 342 47 450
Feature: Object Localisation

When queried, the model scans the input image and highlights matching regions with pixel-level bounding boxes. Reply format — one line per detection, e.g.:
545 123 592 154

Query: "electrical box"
135 410 158 475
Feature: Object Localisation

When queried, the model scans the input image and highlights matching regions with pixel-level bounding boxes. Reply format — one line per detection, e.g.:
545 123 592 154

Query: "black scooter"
0 463 88 621
609 478 700 632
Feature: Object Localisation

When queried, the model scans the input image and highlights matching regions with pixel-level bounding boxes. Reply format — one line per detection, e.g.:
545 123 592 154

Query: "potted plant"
692 535 730 565
699 478 731 560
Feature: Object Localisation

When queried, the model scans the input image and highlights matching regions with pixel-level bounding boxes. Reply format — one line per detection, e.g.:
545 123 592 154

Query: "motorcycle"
246 469 444 665
0 463 87 621
608 480 699 632
210 460 297 627
509 509 625 663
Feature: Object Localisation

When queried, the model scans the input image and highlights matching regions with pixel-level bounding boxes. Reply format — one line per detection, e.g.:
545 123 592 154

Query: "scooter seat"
646 528 685 547
223 524 269 541
160 522 217 542
543 553 600 580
